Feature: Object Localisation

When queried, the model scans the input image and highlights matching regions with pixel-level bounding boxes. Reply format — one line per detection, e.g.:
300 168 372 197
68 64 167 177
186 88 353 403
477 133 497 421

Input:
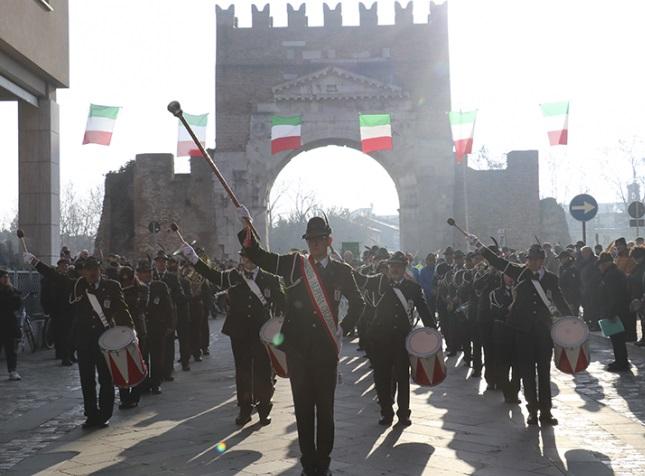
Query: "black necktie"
244 271 254 280
532 272 540 280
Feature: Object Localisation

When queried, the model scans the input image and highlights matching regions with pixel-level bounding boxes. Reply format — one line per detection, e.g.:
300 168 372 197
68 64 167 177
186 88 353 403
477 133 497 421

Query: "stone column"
18 94 60 265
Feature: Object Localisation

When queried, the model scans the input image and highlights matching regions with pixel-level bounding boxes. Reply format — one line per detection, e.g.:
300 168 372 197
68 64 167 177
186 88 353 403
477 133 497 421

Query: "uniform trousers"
77 343 114 422
371 335 410 419
190 297 204 358
146 332 166 387
0 328 18 372
176 307 192 365
119 337 147 404
438 301 457 352
230 336 273 414
164 333 176 378
286 350 337 474
610 331 629 366
52 312 73 361
516 324 552 413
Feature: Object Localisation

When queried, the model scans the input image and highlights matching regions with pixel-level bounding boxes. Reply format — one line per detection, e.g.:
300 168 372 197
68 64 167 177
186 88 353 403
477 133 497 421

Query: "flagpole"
463 154 470 250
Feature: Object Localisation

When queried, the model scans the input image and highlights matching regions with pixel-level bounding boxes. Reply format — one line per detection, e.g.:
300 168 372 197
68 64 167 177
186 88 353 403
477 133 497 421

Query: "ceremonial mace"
446 218 469 239
16 229 29 253
167 101 259 239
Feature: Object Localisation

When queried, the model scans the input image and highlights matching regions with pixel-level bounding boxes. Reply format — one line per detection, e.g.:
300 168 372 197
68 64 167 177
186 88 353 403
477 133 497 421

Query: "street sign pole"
569 194 598 244
582 221 586 244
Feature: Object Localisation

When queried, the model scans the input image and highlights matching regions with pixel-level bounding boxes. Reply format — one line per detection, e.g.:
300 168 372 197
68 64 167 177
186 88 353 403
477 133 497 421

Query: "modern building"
0 0 69 264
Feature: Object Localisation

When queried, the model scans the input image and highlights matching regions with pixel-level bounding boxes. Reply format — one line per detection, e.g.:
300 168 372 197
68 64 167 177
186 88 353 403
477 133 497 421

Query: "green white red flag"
271 116 302 154
540 101 569 145
82 104 120 145
359 114 392 153
448 110 477 163
177 113 208 157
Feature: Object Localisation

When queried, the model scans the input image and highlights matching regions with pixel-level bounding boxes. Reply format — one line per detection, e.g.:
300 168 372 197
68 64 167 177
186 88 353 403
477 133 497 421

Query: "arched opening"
267 143 400 259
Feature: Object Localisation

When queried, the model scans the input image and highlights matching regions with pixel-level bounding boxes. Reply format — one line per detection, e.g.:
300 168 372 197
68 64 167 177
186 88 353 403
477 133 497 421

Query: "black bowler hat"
375 247 390 260
615 237 627 247
388 251 408 265
527 244 545 260
84 257 101 269
302 216 332 240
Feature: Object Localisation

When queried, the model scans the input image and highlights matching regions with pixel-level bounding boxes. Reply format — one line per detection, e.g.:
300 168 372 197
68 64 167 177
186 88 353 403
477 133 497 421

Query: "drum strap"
85 290 111 328
531 279 558 316
243 275 268 306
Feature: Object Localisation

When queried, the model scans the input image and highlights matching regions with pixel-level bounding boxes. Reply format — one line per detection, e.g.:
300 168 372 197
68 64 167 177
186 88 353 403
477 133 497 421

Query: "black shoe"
527 413 538 425
82 418 100 429
235 412 252 426
150 386 162 395
396 417 412 427
606 361 631 372
202 349 210 356
471 369 481 378
635 339 645 347
164 376 175 382
259 416 272 426
182 365 191 371
119 401 138 410
194 356 202 362
61 359 74 367
378 415 394 426
539 412 558 426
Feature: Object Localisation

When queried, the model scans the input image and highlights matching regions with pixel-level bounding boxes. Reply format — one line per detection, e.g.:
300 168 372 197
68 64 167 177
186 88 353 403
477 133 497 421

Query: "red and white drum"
406 328 446 387
551 316 590 374
260 317 288 378
98 326 148 388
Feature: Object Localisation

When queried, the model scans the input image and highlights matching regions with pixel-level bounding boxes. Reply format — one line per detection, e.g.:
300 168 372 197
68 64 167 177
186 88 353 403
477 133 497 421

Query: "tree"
60 184 104 252
600 136 645 205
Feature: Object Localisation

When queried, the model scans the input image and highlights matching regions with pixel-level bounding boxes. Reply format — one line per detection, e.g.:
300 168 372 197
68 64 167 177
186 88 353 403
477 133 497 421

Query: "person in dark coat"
627 246 645 347
578 247 601 331
27 254 134 428
474 238 571 426
136 260 174 395
153 252 183 381
40 258 75 366
237 209 364 476
169 258 194 371
558 251 581 317
355 251 436 426
0 269 22 381
117 266 149 408
182 244 285 425
597 253 631 371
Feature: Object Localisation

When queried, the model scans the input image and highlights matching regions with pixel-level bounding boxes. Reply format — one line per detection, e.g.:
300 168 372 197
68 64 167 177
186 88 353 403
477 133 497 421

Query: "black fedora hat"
388 251 408 265
302 216 332 240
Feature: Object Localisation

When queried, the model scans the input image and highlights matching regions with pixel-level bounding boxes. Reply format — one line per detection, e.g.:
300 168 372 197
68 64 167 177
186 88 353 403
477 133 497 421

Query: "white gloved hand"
237 205 253 225
467 234 480 248
179 242 199 265
23 252 37 266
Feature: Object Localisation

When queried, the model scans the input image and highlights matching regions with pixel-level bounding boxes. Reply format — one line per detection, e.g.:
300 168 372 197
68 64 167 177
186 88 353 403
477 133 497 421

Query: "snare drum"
406 328 446 386
551 317 590 374
259 317 288 378
98 326 148 388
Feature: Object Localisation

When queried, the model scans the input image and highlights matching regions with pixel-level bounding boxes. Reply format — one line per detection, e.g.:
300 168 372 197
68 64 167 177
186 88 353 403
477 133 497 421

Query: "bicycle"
41 314 55 350
17 292 38 353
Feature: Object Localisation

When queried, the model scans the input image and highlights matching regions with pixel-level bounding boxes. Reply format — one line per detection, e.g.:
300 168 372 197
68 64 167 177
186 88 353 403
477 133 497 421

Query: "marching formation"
2 207 644 475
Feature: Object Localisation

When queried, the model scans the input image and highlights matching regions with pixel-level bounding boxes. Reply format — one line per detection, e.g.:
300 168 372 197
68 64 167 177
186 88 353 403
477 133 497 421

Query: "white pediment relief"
272 66 408 101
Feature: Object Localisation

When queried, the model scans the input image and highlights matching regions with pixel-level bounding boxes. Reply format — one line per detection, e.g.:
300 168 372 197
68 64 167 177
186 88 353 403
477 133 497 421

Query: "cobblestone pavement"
1 318 643 475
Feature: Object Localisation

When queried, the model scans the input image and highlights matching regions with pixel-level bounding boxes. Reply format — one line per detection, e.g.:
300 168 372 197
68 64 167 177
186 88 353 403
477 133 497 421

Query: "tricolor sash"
300 255 340 354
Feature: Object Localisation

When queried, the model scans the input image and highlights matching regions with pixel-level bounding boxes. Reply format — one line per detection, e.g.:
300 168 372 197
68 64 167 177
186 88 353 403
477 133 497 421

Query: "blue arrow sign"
569 194 598 222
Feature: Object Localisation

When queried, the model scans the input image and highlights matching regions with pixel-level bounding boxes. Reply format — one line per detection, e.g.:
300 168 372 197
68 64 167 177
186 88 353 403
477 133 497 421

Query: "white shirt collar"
244 267 259 279
316 256 330 268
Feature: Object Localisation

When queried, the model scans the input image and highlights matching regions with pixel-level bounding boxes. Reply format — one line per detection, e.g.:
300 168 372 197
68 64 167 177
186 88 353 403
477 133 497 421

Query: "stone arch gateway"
212 2 458 257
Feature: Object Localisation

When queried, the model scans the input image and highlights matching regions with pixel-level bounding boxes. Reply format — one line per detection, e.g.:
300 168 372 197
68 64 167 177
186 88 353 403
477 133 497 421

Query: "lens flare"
272 332 284 346
216 441 227 453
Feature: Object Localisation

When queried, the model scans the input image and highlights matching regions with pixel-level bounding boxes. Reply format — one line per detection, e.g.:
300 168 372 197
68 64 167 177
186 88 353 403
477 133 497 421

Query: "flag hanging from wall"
271 115 302 154
448 110 477 163
177 113 208 157
540 101 569 145
359 114 392 153
82 104 121 145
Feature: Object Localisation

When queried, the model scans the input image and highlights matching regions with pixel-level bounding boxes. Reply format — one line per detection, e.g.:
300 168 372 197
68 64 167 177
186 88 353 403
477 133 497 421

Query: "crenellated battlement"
216 1 443 29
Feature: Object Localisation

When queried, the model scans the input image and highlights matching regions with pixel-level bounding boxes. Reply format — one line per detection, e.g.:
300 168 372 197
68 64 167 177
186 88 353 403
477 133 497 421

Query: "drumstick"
16 229 29 253
169 223 186 243
446 218 469 238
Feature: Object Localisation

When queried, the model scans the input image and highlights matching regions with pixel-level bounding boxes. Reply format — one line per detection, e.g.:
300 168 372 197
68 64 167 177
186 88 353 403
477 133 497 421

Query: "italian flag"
541 101 569 145
448 110 477 163
177 113 208 157
359 114 392 153
82 104 120 146
271 116 301 154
